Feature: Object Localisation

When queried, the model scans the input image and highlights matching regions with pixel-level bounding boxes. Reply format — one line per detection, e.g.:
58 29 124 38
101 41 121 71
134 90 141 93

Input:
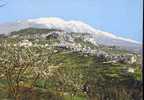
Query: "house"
127 55 137 64
127 67 135 73
19 40 33 47
111 54 137 64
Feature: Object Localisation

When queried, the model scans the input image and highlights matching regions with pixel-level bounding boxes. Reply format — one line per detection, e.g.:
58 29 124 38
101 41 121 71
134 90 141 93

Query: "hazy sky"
0 0 142 42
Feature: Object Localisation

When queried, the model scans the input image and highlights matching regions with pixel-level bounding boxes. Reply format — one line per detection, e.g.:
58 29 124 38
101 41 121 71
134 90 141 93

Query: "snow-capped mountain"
0 17 142 52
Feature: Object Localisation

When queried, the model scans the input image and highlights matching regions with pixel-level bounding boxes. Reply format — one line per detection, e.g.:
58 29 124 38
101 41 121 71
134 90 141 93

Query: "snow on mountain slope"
0 17 141 52
27 17 117 39
27 17 140 44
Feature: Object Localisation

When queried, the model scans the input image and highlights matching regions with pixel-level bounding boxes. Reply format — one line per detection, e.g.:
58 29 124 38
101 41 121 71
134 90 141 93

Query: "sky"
0 0 143 42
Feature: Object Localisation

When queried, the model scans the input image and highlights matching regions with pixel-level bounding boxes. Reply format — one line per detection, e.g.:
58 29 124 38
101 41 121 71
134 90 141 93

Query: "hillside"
0 28 142 100
0 17 142 53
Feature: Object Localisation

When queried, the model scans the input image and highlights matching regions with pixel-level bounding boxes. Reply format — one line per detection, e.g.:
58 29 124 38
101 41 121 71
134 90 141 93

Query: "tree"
0 41 58 100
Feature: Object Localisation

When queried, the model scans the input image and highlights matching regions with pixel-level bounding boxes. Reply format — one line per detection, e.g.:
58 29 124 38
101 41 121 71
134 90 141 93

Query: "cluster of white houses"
1 38 137 64
102 54 137 64
54 41 137 64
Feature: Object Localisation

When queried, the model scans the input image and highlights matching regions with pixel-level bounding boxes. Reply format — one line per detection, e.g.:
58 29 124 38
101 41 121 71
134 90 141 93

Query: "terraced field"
0 29 142 100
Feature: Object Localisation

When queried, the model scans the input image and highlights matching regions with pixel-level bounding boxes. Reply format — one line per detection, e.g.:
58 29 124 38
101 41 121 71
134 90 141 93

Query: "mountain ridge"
0 17 140 44
0 17 142 53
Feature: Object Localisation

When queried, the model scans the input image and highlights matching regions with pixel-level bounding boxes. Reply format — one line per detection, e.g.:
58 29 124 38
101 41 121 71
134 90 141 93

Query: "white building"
128 55 137 64
19 40 33 47
127 68 135 73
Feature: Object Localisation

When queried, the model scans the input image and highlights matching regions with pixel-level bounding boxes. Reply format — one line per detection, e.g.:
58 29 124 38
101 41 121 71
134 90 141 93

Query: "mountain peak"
26 17 140 44
0 17 141 51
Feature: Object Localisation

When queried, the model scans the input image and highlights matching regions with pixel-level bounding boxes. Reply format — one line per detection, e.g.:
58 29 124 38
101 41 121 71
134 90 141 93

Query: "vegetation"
0 28 142 100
